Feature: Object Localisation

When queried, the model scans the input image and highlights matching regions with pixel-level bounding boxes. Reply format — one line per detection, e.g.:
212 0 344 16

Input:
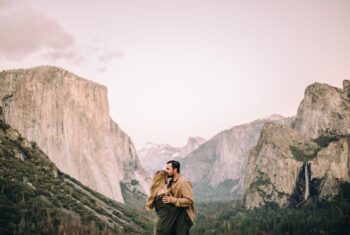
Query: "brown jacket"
169 175 195 223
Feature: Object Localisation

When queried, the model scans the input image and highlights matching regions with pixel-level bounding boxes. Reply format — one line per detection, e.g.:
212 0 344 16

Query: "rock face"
0 66 149 203
292 82 350 137
0 106 4 122
179 137 207 158
310 137 350 199
138 137 206 175
243 124 310 208
180 114 294 201
243 81 350 209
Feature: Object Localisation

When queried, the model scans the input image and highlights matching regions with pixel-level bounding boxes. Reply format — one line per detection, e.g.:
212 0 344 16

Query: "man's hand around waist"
162 195 177 204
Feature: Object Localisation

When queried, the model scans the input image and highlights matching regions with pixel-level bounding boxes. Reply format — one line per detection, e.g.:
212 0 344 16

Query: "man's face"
165 163 175 178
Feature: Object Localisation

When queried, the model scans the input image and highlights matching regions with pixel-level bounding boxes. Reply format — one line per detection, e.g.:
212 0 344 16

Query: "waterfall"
304 163 310 200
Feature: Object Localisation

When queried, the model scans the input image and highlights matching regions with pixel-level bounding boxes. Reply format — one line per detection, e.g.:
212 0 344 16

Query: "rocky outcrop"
244 81 350 209
292 82 350 137
243 124 312 208
309 137 350 199
179 137 207 158
180 115 294 201
138 137 206 175
0 66 150 203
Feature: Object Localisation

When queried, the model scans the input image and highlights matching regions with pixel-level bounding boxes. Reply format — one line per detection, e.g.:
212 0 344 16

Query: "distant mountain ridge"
137 137 206 175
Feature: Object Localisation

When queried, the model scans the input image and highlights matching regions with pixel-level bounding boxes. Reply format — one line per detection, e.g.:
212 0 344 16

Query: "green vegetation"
290 141 320 162
0 119 153 234
120 182 151 212
191 183 350 235
194 179 241 202
314 133 340 148
290 133 343 162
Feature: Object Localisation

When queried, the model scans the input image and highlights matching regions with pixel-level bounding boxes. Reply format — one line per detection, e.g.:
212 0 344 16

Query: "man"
163 160 195 235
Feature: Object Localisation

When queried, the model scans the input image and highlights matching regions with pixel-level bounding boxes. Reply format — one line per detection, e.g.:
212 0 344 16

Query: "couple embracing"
147 160 195 235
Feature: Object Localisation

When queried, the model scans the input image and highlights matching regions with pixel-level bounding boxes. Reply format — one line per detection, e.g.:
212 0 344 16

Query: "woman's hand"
162 195 177 204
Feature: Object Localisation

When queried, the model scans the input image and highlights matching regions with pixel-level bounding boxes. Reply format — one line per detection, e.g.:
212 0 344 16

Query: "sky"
1 0 350 148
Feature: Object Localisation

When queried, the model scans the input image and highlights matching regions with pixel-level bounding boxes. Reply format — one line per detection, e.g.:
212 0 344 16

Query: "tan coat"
169 175 195 223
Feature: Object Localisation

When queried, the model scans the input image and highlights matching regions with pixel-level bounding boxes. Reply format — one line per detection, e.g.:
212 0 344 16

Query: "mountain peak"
187 136 206 143
1 65 107 90
262 114 285 121
293 80 350 138
138 136 207 175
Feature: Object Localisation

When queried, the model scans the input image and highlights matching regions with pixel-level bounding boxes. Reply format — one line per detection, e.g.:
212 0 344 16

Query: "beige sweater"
169 175 195 223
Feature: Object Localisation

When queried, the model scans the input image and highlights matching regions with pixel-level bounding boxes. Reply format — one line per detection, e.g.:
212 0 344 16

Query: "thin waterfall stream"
304 163 310 200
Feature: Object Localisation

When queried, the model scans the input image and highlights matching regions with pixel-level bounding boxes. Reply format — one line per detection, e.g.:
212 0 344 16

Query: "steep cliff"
293 81 350 137
243 81 350 209
180 115 294 201
0 66 150 203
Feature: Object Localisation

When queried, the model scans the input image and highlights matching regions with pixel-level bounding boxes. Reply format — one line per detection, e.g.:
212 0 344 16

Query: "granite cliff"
0 66 150 203
243 81 350 209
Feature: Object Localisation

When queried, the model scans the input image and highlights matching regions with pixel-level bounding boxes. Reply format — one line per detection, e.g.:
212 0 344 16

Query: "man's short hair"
167 160 180 173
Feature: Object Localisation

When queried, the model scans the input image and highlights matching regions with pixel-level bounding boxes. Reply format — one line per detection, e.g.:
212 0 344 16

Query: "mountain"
293 81 350 137
180 114 294 201
137 137 206 175
179 137 207 158
243 81 350 209
0 66 150 204
0 116 152 234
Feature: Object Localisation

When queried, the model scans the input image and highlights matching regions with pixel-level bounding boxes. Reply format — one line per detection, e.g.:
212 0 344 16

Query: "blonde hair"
146 170 168 209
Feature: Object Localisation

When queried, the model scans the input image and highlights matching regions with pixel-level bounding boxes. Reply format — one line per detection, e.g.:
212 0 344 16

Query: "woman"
147 170 189 235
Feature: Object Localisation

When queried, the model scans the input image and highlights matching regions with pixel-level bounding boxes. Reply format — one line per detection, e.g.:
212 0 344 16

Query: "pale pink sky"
1 0 350 148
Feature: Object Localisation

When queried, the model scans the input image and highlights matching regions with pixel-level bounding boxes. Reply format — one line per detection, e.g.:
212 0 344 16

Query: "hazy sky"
1 0 349 148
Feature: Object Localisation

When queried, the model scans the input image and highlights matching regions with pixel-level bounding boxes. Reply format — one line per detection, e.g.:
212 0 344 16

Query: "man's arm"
174 180 193 207
164 180 194 207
